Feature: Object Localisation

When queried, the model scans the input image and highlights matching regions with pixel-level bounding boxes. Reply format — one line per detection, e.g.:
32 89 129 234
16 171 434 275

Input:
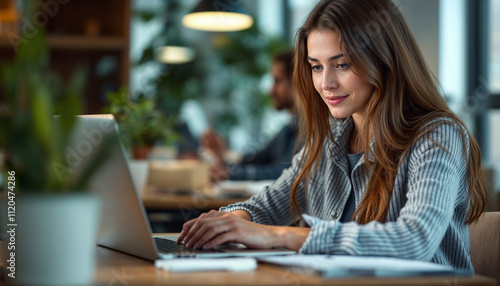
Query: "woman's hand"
177 210 311 251
177 210 281 250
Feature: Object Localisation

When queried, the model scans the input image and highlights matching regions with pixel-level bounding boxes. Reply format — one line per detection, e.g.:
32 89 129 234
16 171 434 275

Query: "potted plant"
0 8 107 285
104 88 179 160
104 88 180 193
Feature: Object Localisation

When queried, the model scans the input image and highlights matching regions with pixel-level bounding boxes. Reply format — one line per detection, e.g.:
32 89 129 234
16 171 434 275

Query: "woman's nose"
321 69 339 91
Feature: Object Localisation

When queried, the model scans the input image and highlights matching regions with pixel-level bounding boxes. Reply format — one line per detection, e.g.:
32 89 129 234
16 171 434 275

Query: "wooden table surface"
93 244 495 286
0 238 495 285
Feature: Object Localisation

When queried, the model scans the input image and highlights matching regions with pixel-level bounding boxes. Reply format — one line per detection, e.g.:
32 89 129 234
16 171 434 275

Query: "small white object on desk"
155 258 257 272
217 180 275 197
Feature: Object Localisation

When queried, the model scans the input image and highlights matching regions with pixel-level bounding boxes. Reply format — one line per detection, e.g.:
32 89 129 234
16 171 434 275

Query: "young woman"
178 0 487 271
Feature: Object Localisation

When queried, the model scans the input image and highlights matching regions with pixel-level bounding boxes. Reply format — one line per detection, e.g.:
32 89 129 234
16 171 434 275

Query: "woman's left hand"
177 210 284 250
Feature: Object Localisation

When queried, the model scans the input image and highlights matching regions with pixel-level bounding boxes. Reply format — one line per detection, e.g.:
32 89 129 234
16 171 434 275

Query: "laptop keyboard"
154 237 223 256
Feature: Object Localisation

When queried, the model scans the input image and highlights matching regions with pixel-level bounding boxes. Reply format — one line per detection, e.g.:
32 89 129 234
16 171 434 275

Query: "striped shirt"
220 116 473 271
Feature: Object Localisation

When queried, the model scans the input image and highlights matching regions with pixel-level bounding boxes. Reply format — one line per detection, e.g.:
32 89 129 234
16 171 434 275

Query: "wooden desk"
0 239 495 285
93 245 495 286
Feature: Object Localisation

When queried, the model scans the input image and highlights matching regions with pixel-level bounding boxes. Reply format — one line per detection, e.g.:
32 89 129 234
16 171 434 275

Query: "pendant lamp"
182 0 253 32
157 0 195 64
156 46 195 64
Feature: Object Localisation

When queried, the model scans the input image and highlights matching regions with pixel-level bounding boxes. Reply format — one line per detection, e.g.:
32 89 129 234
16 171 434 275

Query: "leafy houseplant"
104 88 179 159
0 31 87 192
0 5 104 284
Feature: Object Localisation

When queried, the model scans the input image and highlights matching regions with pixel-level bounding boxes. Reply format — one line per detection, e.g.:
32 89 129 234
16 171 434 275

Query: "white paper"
258 255 467 277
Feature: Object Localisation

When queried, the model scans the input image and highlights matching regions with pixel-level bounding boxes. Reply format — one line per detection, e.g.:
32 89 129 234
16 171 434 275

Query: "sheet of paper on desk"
258 255 470 277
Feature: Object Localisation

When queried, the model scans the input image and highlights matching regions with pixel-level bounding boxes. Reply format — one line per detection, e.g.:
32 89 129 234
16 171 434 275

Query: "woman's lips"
326 95 349 105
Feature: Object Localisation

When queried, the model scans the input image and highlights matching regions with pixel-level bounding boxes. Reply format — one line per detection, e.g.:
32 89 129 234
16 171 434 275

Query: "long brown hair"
291 0 487 224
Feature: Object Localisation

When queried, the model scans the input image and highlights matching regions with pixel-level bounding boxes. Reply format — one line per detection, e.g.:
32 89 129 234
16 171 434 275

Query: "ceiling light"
156 46 195 64
182 0 253 32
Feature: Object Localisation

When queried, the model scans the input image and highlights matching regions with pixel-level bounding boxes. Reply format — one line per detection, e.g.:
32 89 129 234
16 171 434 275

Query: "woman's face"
307 29 373 124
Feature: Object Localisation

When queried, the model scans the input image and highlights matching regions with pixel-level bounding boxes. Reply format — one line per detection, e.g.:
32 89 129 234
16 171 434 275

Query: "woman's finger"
184 215 228 248
202 231 238 249
182 218 205 245
193 219 233 249
177 218 198 243
182 211 224 245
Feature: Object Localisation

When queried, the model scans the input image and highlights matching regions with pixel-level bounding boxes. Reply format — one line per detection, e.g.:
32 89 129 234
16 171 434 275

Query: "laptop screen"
63 115 159 261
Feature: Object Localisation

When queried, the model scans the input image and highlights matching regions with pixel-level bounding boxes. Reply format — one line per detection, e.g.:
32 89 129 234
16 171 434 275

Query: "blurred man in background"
202 50 299 181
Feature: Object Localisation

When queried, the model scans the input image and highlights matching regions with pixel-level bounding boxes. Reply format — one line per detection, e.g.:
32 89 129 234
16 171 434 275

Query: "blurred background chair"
469 212 500 284
483 167 500 212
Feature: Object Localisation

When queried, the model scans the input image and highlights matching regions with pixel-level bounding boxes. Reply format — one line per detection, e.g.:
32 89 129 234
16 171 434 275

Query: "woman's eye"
311 65 322 72
337 64 349 70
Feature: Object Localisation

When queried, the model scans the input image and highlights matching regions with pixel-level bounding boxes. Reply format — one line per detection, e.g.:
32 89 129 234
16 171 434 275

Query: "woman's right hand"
176 210 284 250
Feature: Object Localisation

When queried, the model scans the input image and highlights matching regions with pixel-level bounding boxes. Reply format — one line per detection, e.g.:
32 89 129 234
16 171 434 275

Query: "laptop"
65 114 296 261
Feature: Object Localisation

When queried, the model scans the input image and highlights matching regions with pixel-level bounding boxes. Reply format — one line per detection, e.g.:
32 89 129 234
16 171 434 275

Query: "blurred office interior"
138 0 497 205
1 4 500 285
132 0 500 174
0 0 499 210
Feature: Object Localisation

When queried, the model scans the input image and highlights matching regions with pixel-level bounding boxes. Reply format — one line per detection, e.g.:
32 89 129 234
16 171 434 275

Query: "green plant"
104 88 179 150
0 12 101 192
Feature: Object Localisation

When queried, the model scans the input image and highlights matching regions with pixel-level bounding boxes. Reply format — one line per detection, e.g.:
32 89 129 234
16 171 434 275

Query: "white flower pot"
128 159 150 194
1 193 100 285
